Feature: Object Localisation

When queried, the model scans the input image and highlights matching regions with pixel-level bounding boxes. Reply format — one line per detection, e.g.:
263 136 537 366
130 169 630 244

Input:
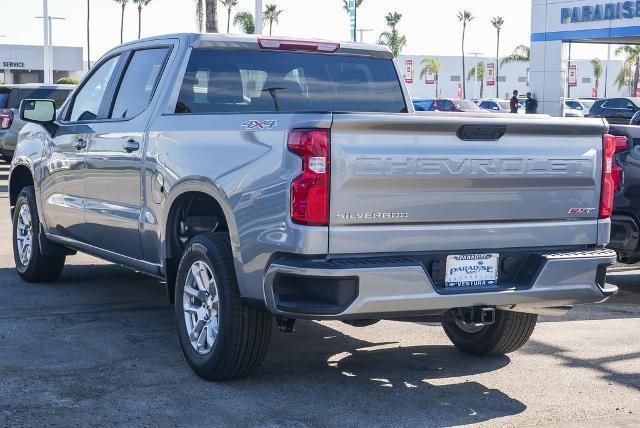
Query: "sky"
0 0 613 63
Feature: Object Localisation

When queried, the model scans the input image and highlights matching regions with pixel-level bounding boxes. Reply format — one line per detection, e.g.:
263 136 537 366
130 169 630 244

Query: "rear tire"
12 186 65 282
442 309 537 355
174 232 272 381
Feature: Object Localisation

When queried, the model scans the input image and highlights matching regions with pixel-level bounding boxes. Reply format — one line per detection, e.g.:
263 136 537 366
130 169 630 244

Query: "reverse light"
0 109 13 129
258 38 340 53
288 129 330 226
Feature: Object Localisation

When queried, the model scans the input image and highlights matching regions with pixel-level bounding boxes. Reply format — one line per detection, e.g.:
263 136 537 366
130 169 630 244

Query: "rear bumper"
263 249 618 319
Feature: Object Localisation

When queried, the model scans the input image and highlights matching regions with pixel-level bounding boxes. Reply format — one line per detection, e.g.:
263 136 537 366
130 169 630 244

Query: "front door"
40 54 122 242
82 47 171 259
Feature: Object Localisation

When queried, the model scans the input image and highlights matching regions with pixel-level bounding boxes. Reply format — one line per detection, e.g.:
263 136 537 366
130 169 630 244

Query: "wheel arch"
161 179 244 301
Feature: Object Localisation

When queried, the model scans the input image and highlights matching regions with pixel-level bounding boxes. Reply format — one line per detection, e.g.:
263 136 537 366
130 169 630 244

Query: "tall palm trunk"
227 7 231 32
120 2 125 43
435 78 438 98
495 30 500 98
86 0 91 70
137 4 142 39
269 20 273 36
461 23 466 99
205 0 218 32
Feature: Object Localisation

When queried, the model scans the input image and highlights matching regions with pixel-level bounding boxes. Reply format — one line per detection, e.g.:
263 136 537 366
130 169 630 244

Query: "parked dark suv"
0 84 74 162
588 97 640 124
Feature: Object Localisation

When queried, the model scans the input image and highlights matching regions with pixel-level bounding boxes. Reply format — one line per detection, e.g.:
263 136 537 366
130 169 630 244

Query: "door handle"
73 139 87 150
123 139 140 153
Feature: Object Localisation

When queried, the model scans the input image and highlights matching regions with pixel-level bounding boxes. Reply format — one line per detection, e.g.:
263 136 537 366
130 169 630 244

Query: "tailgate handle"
457 125 506 141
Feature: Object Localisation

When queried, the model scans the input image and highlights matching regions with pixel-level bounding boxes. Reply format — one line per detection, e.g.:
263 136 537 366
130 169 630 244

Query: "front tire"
174 232 272 381
12 186 65 282
442 309 537 355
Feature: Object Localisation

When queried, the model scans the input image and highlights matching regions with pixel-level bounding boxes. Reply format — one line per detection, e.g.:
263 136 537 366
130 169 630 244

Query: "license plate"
445 254 499 287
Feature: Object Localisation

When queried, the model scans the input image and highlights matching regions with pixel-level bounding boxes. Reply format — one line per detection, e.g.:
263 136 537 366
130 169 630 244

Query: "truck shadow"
0 261 526 426
251 320 527 426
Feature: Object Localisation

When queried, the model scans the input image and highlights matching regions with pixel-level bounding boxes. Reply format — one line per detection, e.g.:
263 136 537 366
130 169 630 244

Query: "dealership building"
0 44 83 84
398 54 624 101
531 0 640 115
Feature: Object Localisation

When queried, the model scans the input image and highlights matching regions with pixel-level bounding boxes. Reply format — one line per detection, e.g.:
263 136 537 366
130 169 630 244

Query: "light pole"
357 28 372 43
35 15 66 84
469 52 484 99
255 0 263 35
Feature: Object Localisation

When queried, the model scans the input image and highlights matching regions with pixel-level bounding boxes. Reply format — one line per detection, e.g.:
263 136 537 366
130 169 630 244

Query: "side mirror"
19 99 56 124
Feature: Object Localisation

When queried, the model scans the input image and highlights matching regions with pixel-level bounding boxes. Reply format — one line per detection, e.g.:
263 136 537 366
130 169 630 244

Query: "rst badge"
241 120 278 130
569 208 596 215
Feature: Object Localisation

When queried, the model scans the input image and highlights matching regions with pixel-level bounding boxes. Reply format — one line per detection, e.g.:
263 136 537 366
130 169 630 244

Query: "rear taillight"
288 129 330 226
612 135 628 192
0 109 12 129
600 134 621 218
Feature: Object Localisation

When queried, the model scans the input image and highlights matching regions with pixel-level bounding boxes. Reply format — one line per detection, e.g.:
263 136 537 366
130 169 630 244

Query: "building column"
529 40 567 117
3 70 13 84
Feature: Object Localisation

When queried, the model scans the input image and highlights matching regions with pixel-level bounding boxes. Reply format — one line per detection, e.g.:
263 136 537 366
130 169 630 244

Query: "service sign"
568 64 577 87
486 63 495 86
404 59 413 84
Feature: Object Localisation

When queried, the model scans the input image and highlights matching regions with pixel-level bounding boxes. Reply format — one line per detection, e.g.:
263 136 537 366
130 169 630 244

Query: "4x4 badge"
241 120 278 130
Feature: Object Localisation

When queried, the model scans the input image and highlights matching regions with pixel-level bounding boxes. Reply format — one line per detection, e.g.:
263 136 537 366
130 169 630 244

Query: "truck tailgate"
329 113 607 254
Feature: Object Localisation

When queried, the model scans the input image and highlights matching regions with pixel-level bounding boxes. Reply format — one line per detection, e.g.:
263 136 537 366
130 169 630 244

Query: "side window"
626 100 636 109
110 48 170 119
68 55 120 122
442 100 454 111
604 99 623 109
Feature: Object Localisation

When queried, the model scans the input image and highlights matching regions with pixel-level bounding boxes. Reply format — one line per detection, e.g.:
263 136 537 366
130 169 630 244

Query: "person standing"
524 92 538 114
510 90 519 113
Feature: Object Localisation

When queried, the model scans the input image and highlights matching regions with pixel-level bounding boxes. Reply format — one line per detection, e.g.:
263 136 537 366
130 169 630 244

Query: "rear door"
329 114 605 254
81 45 171 259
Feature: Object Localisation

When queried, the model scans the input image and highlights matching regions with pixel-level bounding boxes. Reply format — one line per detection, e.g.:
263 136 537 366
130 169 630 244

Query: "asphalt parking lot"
0 158 638 427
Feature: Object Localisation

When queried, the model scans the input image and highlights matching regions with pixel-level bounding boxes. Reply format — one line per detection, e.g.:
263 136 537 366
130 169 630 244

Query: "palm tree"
467 62 487 98
591 58 603 97
113 0 128 44
233 11 255 34
615 63 632 91
501 45 530 65
263 4 283 36
615 45 640 96
220 0 239 33
133 0 152 39
86 0 91 70
205 0 219 33
457 10 474 99
420 57 442 97
490 16 504 98
378 12 407 58
194 0 204 32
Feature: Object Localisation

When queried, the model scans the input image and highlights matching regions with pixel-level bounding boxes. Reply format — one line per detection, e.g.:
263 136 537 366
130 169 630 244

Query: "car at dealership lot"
412 98 484 112
9 33 618 381
0 84 74 162
588 97 640 124
477 98 512 113
602 124 640 263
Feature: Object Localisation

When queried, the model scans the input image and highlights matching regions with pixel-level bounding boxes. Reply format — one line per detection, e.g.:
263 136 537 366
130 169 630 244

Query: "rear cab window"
175 49 407 114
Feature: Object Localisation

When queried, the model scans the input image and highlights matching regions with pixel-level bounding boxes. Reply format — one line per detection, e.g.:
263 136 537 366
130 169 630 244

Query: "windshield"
175 49 408 114
454 100 480 110
566 101 583 110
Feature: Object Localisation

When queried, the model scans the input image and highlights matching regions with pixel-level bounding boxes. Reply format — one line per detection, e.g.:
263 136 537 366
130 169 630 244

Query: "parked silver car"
0 84 74 162
9 33 617 381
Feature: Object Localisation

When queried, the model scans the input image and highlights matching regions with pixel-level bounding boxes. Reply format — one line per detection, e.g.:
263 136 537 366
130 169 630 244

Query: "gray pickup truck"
8 33 618 381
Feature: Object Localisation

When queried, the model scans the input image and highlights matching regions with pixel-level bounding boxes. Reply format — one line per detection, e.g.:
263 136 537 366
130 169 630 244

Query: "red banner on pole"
487 63 495 86
457 83 462 98
404 60 413 84
568 64 577 88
